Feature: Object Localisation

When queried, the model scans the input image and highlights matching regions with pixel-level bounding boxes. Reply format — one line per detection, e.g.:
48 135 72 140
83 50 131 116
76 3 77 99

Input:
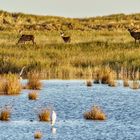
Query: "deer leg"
32 39 35 45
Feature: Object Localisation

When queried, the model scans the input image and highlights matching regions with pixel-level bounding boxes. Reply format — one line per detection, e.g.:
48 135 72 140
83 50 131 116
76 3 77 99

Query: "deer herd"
16 27 140 45
17 30 71 45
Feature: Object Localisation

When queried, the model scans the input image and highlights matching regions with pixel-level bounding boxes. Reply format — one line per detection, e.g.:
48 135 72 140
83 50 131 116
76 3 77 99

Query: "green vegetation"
0 10 140 79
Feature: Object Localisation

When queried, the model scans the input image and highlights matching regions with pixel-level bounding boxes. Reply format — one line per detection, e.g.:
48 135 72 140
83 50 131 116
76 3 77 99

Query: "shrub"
34 131 42 139
27 71 42 90
84 106 106 120
28 92 38 100
38 108 51 122
0 106 11 121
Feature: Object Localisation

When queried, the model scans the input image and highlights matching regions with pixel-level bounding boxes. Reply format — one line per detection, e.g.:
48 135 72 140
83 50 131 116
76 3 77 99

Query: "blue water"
0 80 140 140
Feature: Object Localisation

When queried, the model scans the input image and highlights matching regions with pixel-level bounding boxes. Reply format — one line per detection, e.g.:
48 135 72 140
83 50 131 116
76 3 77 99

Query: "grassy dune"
0 11 140 79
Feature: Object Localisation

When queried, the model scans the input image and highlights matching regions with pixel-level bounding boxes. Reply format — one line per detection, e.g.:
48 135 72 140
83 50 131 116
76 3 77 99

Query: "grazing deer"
128 28 140 43
17 34 35 44
60 32 71 43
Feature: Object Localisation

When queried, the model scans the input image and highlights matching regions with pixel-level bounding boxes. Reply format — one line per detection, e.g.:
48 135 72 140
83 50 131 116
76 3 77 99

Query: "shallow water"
0 80 140 140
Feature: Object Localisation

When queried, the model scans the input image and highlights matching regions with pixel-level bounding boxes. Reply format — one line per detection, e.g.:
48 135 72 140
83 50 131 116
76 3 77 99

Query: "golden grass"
84 106 106 120
86 80 93 86
34 131 42 139
28 92 38 100
130 81 139 89
27 71 42 90
0 106 11 121
123 79 129 87
0 74 21 95
38 108 51 122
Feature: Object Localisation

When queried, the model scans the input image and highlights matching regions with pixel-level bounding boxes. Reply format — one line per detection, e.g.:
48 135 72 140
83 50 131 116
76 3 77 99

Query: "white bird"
19 66 26 80
50 110 57 127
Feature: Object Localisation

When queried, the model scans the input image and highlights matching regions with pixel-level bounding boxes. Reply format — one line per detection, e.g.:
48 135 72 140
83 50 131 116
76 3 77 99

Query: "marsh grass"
0 106 11 121
28 92 38 100
34 131 42 139
84 106 106 121
0 11 140 79
27 71 42 90
0 74 21 95
38 108 51 122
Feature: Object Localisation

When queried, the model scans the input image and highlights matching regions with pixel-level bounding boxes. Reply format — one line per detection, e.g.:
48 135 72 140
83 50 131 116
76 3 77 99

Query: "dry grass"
86 80 93 86
27 71 42 90
0 74 21 95
34 131 42 139
38 108 51 122
0 106 11 121
123 79 129 87
130 81 140 89
84 106 106 120
28 92 38 100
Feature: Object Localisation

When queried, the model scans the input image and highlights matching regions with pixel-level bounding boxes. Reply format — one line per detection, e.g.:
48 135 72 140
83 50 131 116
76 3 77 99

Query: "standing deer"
60 32 71 43
17 34 35 45
128 28 140 43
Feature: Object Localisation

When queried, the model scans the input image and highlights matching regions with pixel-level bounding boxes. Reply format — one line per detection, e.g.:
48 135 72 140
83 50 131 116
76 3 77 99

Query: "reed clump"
84 105 106 120
38 108 51 122
34 131 42 139
123 79 129 87
130 81 139 89
108 80 116 87
28 92 38 100
0 74 21 95
27 71 42 90
0 106 11 121
86 80 93 86
100 67 116 85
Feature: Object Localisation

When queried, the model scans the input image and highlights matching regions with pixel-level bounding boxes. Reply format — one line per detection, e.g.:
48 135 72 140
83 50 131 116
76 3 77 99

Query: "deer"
128 28 140 43
60 31 71 43
17 34 35 45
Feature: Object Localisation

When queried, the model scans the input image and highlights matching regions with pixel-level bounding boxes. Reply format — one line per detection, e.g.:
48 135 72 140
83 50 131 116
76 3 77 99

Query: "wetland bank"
0 10 140 139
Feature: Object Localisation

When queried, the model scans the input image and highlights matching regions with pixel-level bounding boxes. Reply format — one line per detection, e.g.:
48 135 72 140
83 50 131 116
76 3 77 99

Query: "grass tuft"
0 74 21 95
84 105 106 120
130 81 139 89
123 79 129 87
86 80 93 86
38 108 51 122
28 92 38 100
0 106 11 121
27 71 42 90
34 131 42 139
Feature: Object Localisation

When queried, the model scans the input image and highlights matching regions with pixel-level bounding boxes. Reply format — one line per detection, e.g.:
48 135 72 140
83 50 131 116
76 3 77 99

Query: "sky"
0 0 140 18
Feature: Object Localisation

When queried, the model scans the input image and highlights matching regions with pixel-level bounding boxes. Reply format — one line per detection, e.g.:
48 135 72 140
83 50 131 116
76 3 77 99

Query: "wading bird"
50 110 57 127
19 66 26 80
